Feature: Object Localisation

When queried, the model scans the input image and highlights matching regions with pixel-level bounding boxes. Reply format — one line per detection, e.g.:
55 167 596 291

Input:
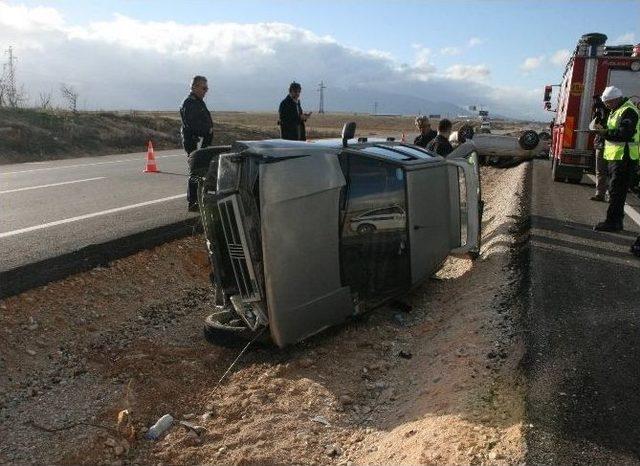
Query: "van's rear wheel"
203 309 268 348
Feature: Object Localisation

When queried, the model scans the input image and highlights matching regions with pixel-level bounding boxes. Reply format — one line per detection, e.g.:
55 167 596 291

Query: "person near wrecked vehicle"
278 81 311 141
426 118 454 157
413 115 437 148
590 96 610 203
592 86 640 233
180 75 213 212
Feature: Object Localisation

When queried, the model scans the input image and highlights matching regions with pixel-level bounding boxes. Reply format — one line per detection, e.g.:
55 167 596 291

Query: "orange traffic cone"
143 140 159 173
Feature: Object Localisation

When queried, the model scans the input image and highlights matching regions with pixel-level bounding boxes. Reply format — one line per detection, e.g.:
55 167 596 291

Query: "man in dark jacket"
278 82 311 141
413 115 437 148
590 96 610 202
180 75 213 211
426 119 454 157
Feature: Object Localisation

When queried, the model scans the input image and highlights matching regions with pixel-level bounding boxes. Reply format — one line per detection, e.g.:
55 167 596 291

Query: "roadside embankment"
0 162 532 465
0 108 276 165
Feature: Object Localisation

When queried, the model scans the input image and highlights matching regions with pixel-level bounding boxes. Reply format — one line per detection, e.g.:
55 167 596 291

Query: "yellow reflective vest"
603 100 640 161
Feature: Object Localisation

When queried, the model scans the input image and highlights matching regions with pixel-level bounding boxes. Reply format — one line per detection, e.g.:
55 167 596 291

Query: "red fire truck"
543 33 640 183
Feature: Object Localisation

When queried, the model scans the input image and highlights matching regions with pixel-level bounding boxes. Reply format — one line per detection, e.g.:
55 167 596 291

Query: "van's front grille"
217 195 261 301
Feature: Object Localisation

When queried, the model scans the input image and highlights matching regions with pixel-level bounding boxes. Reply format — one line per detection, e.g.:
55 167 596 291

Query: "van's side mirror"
342 122 357 147
543 85 552 102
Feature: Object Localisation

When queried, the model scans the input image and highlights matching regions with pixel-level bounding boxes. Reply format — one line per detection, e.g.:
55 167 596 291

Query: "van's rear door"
446 143 482 256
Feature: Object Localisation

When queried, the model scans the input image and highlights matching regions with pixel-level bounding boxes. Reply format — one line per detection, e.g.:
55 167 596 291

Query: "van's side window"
338 153 410 299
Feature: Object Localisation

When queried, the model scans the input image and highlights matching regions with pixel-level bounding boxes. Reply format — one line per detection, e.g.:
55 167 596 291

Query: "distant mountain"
308 87 468 117
47 78 501 120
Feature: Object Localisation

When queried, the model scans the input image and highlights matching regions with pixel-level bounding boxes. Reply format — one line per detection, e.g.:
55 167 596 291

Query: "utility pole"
317 80 326 114
3 46 19 108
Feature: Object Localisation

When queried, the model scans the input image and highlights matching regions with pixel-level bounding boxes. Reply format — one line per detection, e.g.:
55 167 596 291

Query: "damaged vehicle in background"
451 125 545 166
189 123 482 348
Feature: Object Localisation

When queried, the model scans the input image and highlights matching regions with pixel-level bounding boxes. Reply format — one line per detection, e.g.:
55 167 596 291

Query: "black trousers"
606 153 636 224
184 141 198 205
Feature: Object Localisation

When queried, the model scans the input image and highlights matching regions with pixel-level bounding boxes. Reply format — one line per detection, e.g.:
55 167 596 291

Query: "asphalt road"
0 149 197 273
526 159 640 463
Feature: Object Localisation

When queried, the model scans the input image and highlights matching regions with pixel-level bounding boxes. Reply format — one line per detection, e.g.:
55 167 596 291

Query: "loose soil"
0 163 530 465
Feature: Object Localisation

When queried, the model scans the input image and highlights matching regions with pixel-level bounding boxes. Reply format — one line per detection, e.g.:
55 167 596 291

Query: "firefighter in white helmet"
593 86 640 232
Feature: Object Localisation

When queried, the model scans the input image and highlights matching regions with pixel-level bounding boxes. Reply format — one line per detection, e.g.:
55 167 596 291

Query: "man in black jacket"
278 82 311 141
180 75 213 211
590 96 610 202
413 115 437 148
426 119 454 157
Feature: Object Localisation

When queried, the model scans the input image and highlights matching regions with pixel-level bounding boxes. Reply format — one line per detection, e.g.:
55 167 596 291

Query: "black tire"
552 156 562 182
357 223 376 235
519 130 540 150
203 309 268 348
458 125 475 141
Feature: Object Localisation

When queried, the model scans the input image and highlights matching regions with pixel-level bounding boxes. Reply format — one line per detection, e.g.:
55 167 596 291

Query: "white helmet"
601 86 623 102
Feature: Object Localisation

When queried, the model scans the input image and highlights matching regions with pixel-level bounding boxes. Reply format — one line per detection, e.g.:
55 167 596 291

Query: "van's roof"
233 138 447 164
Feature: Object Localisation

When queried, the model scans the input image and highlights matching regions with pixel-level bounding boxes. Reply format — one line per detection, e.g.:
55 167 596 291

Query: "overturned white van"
190 124 482 347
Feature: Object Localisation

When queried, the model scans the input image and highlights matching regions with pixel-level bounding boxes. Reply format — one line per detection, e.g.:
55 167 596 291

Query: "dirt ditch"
0 163 530 465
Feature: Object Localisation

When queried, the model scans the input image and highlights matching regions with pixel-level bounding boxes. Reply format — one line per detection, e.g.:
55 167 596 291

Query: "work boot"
593 221 623 232
590 194 606 202
188 202 199 213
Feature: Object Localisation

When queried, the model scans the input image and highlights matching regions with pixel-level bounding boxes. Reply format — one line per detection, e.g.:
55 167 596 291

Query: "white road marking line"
0 177 105 194
0 194 186 239
531 227 631 253
531 239 640 269
586 174 640 228
1 153 182 175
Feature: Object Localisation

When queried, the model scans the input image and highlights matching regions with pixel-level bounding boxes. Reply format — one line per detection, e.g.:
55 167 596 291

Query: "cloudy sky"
1 0 638 120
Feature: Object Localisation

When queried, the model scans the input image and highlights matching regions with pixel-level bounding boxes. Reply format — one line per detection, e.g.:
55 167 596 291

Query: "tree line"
0 46 80 113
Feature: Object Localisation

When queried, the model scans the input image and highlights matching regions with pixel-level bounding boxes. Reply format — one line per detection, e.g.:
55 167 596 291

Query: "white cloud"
409 44 437 80
613 32 636 44
520 55 545 72
0 2 64 31
550 49 570 66
440 46 461 56
468 37 484 47
444 64 490 81
0 1 545 119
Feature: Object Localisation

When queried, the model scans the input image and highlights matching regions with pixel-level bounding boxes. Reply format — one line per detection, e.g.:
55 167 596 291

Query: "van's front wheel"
203 309 269 348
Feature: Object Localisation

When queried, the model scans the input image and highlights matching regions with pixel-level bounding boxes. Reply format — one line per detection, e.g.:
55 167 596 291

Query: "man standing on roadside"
413 115 437 148
180 75 213 212
593 86 640 232
590 96 610 202
278 82 311 141
426 119 454 157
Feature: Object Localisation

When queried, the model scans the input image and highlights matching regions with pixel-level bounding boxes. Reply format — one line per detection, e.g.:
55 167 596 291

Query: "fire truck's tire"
552 157 562 182
203 309 268 348
518 131 540 150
